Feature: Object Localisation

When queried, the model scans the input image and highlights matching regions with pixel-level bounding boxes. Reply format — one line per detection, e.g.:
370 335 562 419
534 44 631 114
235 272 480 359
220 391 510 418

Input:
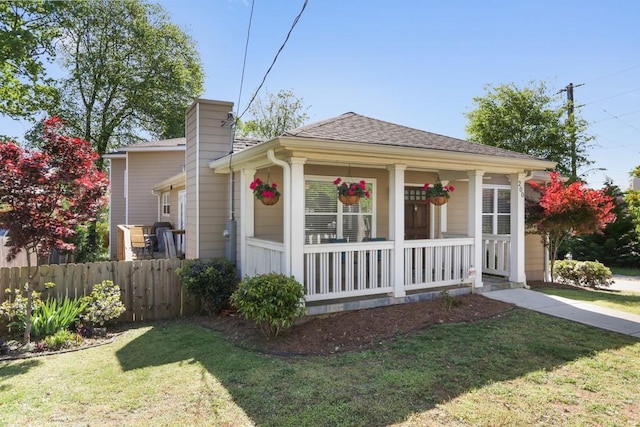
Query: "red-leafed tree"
0 117 108 343
526 171 616 281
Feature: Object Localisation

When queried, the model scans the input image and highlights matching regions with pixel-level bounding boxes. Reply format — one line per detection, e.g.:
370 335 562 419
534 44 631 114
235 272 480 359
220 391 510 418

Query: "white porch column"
468 170 485 289
290 157 306 283
388 164 406 298
439 180 449 238
239 168 256 277
509 172 526 284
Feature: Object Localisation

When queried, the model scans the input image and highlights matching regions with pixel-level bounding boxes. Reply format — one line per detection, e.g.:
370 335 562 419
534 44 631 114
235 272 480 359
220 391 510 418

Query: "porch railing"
303 241 394 302
482 234 510 277
246 237 285 276
404 238 474 290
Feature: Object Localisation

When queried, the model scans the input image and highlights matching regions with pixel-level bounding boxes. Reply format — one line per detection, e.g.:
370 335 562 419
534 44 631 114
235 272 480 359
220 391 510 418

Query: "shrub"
0 287 44 331
42 329 83 351
230 273 306 337
29 297 87 339
554 260 614 288
80 280 126 327
176 258 239 315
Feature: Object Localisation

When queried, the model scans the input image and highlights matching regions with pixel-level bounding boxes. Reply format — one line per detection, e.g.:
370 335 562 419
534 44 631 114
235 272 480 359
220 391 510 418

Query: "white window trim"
483 184 510 235
161 192 171 217
304 175 377 241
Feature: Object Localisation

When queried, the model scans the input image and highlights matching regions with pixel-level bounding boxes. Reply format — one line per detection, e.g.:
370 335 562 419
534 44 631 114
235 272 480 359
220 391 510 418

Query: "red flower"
333 177 342 185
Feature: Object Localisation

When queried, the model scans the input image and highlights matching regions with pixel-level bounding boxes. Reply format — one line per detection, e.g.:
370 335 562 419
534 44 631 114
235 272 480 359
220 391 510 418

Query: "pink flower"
365 191 370 198
423 183 430 190
250 181 257 190
334 177 342 185
271 183 277 188
348 189 355 196
262 190 274 198
449 185 455 192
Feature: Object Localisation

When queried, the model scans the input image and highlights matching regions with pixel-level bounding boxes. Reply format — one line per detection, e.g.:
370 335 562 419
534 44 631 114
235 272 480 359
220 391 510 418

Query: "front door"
404 187 430 240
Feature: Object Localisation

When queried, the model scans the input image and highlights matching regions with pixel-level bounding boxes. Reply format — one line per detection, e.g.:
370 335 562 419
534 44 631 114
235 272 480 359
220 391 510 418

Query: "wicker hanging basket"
429 196 448 206
260 195 280 206
338 195 360 205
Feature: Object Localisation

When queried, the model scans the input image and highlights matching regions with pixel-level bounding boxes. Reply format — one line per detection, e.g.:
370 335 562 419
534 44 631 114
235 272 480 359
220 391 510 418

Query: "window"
482 186 510 234
304 177 375 244
162 192 170 216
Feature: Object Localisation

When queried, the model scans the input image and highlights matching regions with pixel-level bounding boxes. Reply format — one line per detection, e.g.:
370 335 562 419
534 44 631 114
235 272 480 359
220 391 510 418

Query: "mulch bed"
194 293 515 356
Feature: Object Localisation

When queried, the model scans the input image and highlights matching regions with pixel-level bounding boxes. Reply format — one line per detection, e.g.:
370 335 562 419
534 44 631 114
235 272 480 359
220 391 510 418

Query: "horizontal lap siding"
127 151 184 226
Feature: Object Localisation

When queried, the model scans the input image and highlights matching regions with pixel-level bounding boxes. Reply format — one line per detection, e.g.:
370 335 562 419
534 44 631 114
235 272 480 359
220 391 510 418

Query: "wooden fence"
0 259 200 322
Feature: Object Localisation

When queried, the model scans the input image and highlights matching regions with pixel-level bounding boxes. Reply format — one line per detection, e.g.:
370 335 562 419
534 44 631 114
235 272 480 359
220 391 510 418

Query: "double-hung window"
482 186 510 235
162 192 171 216
304 177 375 244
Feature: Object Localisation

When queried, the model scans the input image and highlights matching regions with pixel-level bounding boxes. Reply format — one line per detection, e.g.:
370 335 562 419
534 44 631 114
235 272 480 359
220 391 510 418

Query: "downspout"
151 189 160 223
223 112 237 264
267 149 291 274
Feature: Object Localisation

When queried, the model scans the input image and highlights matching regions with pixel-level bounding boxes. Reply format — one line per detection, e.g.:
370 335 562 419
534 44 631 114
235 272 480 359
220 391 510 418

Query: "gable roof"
282 112 542 161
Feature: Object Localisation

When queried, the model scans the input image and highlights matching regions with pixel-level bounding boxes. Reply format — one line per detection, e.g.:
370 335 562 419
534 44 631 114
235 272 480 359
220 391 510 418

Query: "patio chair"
129 226 153 259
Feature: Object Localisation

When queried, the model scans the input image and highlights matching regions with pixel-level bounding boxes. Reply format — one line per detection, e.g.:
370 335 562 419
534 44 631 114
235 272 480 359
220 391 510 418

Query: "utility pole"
559 82 584 180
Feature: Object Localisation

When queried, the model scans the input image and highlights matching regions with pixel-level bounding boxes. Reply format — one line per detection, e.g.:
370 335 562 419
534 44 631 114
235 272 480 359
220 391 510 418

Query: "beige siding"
445 180 469 236
525 233 546 280
109 158 126 259
254 168 284 241
127 151 184 226
185 99 234 260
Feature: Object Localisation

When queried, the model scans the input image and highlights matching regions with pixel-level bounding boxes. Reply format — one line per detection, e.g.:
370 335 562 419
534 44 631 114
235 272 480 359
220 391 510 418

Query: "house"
108 98 554 312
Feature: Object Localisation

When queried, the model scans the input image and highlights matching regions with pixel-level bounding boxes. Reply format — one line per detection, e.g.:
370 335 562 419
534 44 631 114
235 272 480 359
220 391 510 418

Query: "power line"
237 0 309 121
598 106 640 133
584 64 640 85
591 109 640 124
582 87 640 107
235 0 256 119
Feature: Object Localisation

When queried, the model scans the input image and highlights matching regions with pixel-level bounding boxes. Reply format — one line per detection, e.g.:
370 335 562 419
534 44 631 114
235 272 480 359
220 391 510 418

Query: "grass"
537 287 640 316
1 311 639 426
610 266 640 277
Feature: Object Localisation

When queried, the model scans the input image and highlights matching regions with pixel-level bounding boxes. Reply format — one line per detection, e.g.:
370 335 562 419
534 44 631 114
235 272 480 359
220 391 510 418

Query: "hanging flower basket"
423 182 454 206
429 196 448 206
334 177 370 205
250 177 280 206
338 194 360 205
260 195 280 206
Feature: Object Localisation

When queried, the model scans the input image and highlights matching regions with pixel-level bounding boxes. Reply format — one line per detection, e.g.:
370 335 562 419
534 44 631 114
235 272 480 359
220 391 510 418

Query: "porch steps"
476 276 526 293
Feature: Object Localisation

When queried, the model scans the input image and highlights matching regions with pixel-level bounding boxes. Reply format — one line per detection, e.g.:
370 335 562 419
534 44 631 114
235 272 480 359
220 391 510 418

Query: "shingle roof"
131 137 186 148
234 137 263 152
282 112 542 161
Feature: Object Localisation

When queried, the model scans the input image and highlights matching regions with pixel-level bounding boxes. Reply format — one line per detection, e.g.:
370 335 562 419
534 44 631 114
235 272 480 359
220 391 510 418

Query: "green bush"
81 280 126 327
554 260 614 288
42 329 82 351
230 273 306 337
176 258 239 314
0 287 44 330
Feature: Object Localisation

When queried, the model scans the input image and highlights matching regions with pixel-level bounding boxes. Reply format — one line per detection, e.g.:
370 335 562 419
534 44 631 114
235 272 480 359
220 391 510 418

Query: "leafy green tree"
0 0 66 118
466 81 592 177
53 0 204 169
237 89 309 139
625 165 640 238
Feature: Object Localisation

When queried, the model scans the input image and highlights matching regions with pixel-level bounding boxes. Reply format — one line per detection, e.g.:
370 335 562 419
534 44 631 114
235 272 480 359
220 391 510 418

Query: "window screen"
482 187 510 235
305 178 374 244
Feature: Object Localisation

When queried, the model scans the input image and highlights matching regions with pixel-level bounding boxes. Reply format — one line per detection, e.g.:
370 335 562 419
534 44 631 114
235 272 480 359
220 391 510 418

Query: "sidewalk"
484 288 640 338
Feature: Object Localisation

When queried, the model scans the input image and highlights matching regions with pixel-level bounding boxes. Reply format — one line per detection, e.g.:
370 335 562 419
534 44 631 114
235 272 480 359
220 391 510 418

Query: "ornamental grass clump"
230 273 306 338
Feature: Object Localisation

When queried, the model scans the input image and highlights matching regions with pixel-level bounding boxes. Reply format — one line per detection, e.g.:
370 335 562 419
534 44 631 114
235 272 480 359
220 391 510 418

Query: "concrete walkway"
485 287 640 338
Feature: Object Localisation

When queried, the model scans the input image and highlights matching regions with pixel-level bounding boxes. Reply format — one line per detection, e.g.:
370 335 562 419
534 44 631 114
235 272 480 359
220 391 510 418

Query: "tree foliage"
466 81 592 177
561 180 640 267
526 172 616 280
0 117 108 342
53 0 204 167
0 0 66 118
237 89 309 139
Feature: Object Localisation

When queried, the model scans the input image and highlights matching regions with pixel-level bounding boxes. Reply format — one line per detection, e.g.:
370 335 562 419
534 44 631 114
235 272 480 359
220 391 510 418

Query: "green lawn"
537 287 640 316
1 311 639 426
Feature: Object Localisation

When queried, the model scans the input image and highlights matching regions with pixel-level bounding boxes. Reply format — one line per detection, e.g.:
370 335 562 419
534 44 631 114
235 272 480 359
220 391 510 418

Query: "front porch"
245 234 515 305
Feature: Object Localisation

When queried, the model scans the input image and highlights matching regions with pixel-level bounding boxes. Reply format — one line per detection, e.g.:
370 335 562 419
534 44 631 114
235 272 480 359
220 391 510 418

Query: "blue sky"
3 0 639 189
